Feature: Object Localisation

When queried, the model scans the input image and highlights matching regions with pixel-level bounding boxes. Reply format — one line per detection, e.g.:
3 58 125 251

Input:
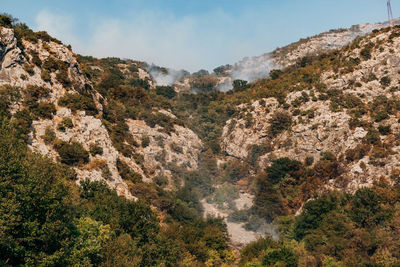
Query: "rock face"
222 26 400 194
0 26 204 198
0 27 25 83
126 118 203 177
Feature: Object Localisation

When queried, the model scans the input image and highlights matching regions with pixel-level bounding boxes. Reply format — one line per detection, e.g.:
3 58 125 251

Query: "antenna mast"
388 0 394 26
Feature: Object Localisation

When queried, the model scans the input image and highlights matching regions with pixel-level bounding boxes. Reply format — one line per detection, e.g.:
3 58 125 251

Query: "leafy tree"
267 157 302 184
0 119 76 265
53 140 89 166
350 188 391 228
294 194 339 240
67 217 112 266
263 247 298 267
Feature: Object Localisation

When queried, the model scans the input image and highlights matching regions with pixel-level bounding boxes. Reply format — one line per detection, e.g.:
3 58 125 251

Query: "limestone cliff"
0 25 203 199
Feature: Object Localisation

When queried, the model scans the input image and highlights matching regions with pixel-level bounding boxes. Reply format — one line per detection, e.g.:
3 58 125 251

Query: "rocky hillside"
170 19 400 92
0 25 203 200
221 25 400 211
3 13 400 266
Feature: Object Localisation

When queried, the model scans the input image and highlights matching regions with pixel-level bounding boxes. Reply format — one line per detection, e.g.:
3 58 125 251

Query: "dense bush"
0 85 21 117
36 102 56 119
57 117 73 132
141 135 150 147
29 50 42 67
380 76 391 87
41 126 56 144
268 110 293 137
267 158 302 184
360 42 374 60
116 158 142 183
0 13 17 27
294 194 339 240
53 140 89 166
155 86 177 99
58 93 98 116
154 175 169 187
253 172 287 221
40 70 52 83
89 143 103 156
350 188 390 228
22 84 56 119
345 143 371 162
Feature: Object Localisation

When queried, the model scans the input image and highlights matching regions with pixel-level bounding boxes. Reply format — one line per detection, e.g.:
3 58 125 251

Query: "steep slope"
0 25 203 199
209 19 400 91
222 25 400 210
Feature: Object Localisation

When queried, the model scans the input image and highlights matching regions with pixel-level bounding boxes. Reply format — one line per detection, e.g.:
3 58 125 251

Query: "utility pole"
388 0 394 26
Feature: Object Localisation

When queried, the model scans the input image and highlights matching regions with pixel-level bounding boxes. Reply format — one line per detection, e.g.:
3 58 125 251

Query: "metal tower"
388 0 394 26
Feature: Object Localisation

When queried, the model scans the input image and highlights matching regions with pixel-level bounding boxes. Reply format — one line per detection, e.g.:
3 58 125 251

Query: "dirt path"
201 193 259 246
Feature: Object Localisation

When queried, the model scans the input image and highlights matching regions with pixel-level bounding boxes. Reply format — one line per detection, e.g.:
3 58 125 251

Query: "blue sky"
1 0 396 71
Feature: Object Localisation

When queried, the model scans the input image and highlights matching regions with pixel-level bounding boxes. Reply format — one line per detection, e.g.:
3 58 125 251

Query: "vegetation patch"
53 140 89 166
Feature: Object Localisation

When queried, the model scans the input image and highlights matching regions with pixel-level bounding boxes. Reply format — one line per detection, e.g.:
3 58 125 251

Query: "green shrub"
267 158 302 184
294 194 339 240
41 127 56 144
42 57 59 72
376 110 390 123
101 164 112 180
29 50 42 67
155 86 176 99
378 125 391 135
248 143 271 167
58 93 98 116
263 247 298 267
154 175 169 187
40 70 52 83
57 117 73 132
89 143 103 156
365 129 380 145
360 42 373 60
0 85 21 116
268 111 292 137
56 69 71 87
23 63 35 76
350 188 390 228
53 140 89 166
313 152 340 179
305 156 314 166
380 76 391 87
189 75 218 93
36 102 56 119
141 135 150 148
240 237 278 265
116 158 142 183
232 79 249 92
0 13 17 27
223 159 250 182
345 143 371 162
23 85 51 112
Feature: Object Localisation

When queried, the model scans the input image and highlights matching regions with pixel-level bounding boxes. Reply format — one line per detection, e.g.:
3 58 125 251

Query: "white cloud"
34 10 80 47
34 8 276 72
